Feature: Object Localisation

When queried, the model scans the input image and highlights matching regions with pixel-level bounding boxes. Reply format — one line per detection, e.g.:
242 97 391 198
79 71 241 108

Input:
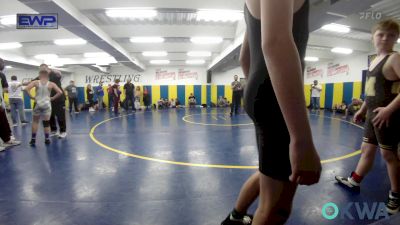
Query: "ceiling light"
331 47 353 54
150 60 170 65
105 8 157 18
197 9 243 22
187 51 212 57
84 52 110 58
191 37 223 44
305 57 319 62
130 37 164 43
321 23 351 33
0 15 16 25
186 60 206 65
54 38 87 46
34 54 59 60
142 51 168 57
0 42 22 50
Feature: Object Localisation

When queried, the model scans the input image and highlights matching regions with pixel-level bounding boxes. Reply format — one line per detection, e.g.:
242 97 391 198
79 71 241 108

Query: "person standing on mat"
310 80 322 112
112 79 121 114
95 81 104 110
35 64 67 139
221 1 321 225
25 69 63 146
123 78 135 112
8 75 29 125
65 80 79 114
0 58 21 151
335 19 400 214
230 75 242 116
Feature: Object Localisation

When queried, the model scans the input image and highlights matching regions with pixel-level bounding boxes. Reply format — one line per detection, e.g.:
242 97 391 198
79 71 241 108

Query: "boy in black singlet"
221 1 321 224
335 19 400 214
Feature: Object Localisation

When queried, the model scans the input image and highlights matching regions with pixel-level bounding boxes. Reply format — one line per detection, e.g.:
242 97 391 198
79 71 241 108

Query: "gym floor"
0 108 396 225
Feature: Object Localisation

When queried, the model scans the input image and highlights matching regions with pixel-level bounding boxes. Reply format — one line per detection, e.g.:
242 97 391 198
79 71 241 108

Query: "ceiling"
0 0 399 73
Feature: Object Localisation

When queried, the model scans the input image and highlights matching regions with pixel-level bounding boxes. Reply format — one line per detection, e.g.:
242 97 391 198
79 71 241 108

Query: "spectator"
86 84 95 112
333 101 347 114
343 98 364 118
188 93 196 108
310 80 322 112
134 86 141 110
170 98 176 108
143 87 151 109
65 80 79 114
157 98 164 109
8 75 29 125
230 75 242 116
0 58 21 151
175 98 181 108
107 84 114 110
95 81 104 110
112 79 121 114
123 78 135 112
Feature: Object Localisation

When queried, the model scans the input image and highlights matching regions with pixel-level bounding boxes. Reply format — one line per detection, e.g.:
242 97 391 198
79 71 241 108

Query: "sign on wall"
178 69 198 80
17 14 58 29
155 69 176 80
85 74 142 84
327 63 349 77
306 66 324 78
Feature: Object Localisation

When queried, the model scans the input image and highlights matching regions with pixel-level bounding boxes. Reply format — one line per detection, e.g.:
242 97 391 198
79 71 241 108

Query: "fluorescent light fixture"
150 60 170 65
191 37 223 44
54 38 87 46
130 37 164 43
186 60 205 65
321 23 350 33
142 51 168 57
0 42 22 50
84 52 110 58
187 51 212 57
0 15 16 25
34 54 59 60
331 47 353 54
197 9 243 22
305 57 319 62
105 8 157 18
5 66 13 69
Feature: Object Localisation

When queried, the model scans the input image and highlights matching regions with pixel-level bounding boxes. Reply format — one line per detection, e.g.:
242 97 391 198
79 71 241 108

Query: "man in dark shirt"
230 75 242 116
0 58 21 150
65 80 79 113
123 78 135 112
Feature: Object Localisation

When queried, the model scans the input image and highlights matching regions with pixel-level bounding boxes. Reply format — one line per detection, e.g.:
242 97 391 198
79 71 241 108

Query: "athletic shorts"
363 110 400 151
33 103 52 117
244 77 291 181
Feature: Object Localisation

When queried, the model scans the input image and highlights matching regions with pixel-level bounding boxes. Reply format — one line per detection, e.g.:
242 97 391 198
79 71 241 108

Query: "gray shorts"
33 104 52 117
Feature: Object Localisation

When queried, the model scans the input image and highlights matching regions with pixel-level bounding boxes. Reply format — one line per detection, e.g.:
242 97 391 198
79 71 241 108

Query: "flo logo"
322 202 389 220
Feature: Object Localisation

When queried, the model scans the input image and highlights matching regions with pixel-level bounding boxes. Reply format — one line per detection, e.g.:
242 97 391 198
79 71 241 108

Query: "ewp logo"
322 202 389 221
17 14 58 29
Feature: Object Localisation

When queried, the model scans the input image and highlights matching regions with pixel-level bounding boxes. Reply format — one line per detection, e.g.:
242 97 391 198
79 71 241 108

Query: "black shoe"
29 139 36 146
45 139 51 145
21 121 29 125
221 213 252 225
386 191 400 214
335 175 360 192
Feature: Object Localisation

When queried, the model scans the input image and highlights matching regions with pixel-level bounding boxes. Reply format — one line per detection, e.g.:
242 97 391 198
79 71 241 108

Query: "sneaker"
74 111 80 114
21 121 29 125
3 139 21 147
221 214 252 225
89 108 95 112
50 131 58 137
386 192 400 215
335 175 360 192
29 139 36 146
58 132 67 139
45 139 51 145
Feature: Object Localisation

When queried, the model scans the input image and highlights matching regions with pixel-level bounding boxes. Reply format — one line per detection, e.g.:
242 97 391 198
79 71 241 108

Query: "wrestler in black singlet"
243 0 309 180
363 53 400 151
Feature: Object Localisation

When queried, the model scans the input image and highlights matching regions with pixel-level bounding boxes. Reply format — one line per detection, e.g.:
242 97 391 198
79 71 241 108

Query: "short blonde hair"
372 19 400 35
